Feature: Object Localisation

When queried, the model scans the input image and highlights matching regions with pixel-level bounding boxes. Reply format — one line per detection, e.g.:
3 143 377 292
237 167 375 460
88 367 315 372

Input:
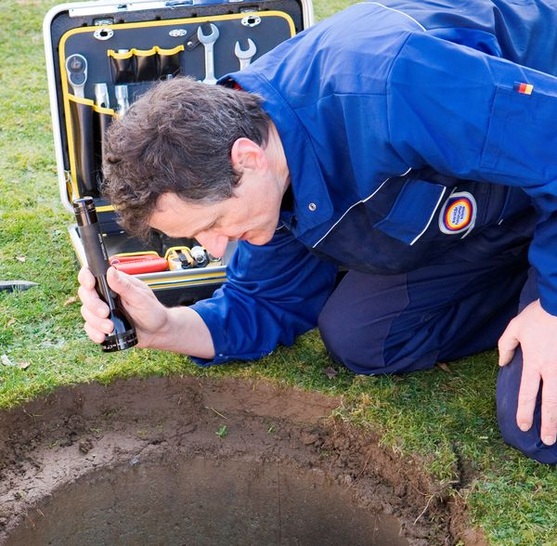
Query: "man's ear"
230 138 265 172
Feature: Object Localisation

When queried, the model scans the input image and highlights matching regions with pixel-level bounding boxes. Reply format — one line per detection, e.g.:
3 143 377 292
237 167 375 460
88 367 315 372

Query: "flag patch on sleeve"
514 82 534 95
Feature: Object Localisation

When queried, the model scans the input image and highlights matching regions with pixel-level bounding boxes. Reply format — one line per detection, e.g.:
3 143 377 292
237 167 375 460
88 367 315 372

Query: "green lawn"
1 1 556 544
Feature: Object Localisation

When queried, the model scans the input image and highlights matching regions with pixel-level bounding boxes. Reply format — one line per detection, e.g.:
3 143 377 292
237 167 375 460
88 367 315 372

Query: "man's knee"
318 301 438 376
318 305 385 374
497 357 557 464
317 272 400 374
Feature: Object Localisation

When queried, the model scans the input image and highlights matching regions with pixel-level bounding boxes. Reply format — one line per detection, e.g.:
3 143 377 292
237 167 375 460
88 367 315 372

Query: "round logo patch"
438 191 476 236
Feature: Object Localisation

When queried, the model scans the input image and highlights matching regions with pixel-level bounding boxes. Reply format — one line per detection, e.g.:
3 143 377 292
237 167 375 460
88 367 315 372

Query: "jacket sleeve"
387 32 557 314
189 227 338 365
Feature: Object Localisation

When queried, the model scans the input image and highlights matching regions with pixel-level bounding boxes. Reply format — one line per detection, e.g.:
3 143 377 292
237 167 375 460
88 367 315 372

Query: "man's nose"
195 233 229 259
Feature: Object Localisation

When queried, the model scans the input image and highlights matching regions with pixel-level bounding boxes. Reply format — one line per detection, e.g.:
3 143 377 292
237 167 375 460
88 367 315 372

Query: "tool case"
43 0 313 305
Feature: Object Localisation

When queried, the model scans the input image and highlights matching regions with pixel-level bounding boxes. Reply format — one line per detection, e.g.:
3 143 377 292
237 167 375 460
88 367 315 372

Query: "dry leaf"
64 296 79 306
18 361 31 370
438 362 452 373
324 366 338 379
15 255 26 263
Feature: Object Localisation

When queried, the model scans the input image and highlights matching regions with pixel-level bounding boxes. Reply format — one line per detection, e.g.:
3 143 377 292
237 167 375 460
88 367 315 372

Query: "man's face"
148 170 285 258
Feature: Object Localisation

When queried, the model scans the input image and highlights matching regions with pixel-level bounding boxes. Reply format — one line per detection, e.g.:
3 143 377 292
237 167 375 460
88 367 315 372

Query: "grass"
1 0 557 544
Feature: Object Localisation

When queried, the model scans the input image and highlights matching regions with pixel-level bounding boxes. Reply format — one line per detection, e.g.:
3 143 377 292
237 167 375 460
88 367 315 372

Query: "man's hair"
102 76 271 239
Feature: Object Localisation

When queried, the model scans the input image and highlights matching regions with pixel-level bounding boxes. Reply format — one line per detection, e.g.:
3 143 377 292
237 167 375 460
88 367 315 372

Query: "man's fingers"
516 366 540 433
77 266 96 290
498 326 519 367
80 303 113 334
106 266 148 304
516 367 557 445
540 372 557 446
83 321 109 344
77 282 109 315
78 265 115 342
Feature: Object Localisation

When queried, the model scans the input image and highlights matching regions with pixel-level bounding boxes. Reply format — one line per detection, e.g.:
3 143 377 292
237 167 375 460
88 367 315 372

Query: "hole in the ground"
4 458 408 546
0 376 452 545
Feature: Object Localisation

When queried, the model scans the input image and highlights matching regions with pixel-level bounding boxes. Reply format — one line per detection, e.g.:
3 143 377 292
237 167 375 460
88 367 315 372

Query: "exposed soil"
0 376 488 545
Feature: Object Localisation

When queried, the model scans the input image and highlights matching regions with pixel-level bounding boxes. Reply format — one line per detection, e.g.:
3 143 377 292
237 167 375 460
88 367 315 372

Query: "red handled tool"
109 252 168 275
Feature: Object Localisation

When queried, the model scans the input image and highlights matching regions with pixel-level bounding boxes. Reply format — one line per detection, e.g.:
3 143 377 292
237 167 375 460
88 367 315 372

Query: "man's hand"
499 299 557 446
78 266 168 348
77 266 215 358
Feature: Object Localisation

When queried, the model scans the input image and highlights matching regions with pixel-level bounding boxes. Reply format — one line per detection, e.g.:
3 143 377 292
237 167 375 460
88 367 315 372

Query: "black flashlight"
73 197 138 352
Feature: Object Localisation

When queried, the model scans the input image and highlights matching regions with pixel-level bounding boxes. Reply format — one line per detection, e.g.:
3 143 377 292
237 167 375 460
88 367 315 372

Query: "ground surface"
0 376 487 545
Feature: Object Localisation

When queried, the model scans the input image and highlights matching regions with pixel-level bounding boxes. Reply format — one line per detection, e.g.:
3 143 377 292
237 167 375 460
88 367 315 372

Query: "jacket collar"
221 73 333 237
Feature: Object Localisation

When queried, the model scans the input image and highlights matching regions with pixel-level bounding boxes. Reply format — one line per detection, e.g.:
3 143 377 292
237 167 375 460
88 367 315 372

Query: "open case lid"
43 0 314 215
42 0 314 300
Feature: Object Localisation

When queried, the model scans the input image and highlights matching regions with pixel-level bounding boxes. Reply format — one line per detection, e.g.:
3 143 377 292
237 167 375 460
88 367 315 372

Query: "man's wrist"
150 306 215 358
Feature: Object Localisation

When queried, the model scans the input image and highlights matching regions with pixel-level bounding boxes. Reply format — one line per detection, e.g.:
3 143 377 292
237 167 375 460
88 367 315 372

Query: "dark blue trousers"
318 234 557 463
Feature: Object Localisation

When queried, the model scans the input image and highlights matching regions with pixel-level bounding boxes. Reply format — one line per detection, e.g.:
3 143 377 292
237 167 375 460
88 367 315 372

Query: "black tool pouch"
68 98 99 197
93 106 114 190
109 53 136 84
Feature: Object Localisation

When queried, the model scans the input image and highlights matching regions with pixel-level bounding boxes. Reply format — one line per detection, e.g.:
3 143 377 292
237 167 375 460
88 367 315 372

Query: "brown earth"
0 376 488 545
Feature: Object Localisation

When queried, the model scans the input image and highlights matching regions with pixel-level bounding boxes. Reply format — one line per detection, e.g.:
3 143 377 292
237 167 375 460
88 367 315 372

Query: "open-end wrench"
197 23 220 84
234 39 257 70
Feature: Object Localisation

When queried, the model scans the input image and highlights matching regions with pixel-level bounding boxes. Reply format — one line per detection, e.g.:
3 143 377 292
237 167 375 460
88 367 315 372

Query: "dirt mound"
0 376 486 545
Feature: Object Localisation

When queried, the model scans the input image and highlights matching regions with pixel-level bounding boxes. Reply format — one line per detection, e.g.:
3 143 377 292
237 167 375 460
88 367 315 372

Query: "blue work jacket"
191 0 557 365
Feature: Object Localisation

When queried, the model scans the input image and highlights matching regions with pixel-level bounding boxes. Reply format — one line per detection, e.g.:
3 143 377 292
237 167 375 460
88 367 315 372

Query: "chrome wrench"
65 53 88 98
234 39 257 70
197 23 220 84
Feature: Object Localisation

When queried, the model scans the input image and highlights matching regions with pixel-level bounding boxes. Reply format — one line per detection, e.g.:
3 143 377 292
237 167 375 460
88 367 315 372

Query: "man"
78 0 557 464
